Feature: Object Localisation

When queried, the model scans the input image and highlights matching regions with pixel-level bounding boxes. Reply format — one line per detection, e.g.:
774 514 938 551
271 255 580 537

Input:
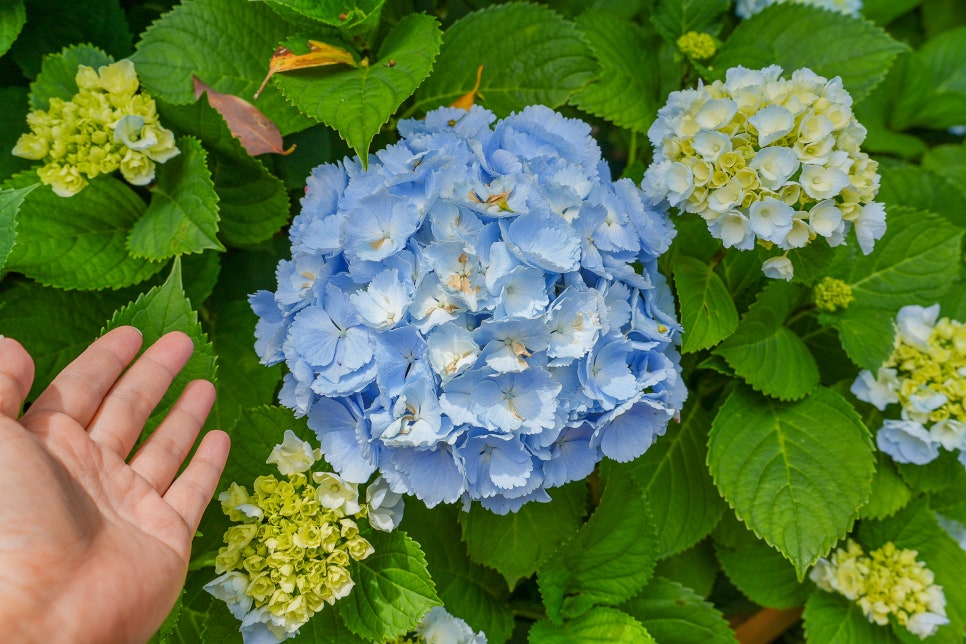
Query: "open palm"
0 328 229 643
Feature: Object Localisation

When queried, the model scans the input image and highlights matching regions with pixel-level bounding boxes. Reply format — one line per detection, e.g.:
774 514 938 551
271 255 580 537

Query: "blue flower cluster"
251 105 686 513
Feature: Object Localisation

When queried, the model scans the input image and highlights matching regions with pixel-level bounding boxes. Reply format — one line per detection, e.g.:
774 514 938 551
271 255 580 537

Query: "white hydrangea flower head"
416 606 487 644
735 0 862 19
643 65 884 279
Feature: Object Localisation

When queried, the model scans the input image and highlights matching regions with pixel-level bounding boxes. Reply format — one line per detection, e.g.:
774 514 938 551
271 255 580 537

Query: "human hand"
0 327 230 643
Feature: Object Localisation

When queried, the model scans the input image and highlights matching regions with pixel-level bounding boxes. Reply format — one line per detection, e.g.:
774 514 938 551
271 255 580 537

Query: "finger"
87 331 195 458
128 379 216 494
23 327 143 428
0 336 35 419
164 430 230 532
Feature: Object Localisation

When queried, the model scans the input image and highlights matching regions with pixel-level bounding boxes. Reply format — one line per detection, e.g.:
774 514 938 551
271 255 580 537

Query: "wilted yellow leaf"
255 39 358 99
451 65 485 111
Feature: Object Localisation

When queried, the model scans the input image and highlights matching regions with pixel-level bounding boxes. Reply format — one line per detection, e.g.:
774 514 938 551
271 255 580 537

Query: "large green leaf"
288 608 366 644
889 27 966 130
876 158 966 228
922 142 966 196
626 401 724 558
29 43 112 110
104 259 217 435
714 281 819 401
650 0 729 43
858 452 911 520
0 0 25 58
712 4 906 103
0 87 32 183
620 578 737 644
413 3 598 117
571 10 660 133
538 471 658 622
4 173 163 290
0 183 36 273
863 0 924 26
276 14 441 163
128 137 224 260
260 0 384 32
529 607 655 643
402 503 515 644
132 0 313 135
674 255 739 353
653 541 718 598
803 590 899 644
708 387 875 578
337 529 440 642
460 480 587 589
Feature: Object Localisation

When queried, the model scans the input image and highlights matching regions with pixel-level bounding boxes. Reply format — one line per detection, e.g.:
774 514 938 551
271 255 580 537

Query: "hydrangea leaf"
132 0 313 136
529 607 655 643
4 172 163 290
712 514 812 609
803 590 898 644
288 608 367 644
785 241 836 287
862 0 925 26
402 503 515 644
625 401 725 558
0 183 37 273
259 0 384 33
857 498 966 641
859 452 912 520
876 158 966 228
158 97 291 247
460 480 588 589
275 13 441 162
0 279 138 400
674 255 739 353
28 43 112 110
822 207 963 370
0 1 25 58
620 578 738 644
708 386 875 579
652 541 718 599
204 300 283 433
852 62 929 160
336 529 440 642
413 3 598 117
571 10 660 133
650 0 729 43
0 87 32 182
538 470 657 622
104 259 217 435
128 137 224 260
9 0 130 78
714 281 819 401
712 4 907 103
922 143 966 207
889 27 966 130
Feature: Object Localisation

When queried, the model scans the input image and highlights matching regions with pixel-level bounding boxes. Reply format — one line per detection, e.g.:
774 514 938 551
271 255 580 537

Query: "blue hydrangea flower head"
252 105 686 513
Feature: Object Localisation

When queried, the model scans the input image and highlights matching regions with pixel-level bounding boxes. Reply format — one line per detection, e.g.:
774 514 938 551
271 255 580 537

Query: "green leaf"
674 255 739 353
461 480 587 589
821 307 895 372
132 0 313 135
653 540 718 598
708 387 875 578
650 0 729 43
786 240 836 287
713 514 812 609
539 471 658 621
104 259 217 434
260 0 384 32
863 0 924 26
620 578 738 644
0 87 33 183
0 279 138 400
876 158 966 228
529 607 655 643
626 400 724 558
0 183 37 273
803 590 899 644
128 137 224 260
29 43 112 110
158 96 291 247
10 0 130 78
859 452 911 520
4 172 163 290
922 142 966 198
889 27 966 130
714 281 819 401
276 13 441 162
413 3 598 117
571 11 660 133
712 4 907 103
402 503 515 644
0 0 25 58
336 529 440 642
288 608 366 644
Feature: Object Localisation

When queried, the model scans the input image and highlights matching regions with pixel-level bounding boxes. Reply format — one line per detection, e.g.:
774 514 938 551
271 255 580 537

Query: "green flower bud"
814 277 854 312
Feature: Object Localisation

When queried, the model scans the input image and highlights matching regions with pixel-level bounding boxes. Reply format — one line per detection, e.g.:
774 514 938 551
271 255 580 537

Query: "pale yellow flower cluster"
811 540 948 638
643 65 885 280
12 59 178 196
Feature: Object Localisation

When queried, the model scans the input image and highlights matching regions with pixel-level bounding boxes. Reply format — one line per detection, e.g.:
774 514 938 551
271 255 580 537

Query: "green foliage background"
2 0 966 641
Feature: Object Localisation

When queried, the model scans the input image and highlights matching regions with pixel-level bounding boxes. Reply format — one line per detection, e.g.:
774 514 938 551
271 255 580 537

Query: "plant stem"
733 606 803 644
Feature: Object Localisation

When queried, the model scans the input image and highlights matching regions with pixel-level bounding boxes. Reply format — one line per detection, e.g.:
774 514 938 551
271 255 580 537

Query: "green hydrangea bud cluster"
813 277 854 312
676 31 717 61
12 59 179 197
811 540 948 638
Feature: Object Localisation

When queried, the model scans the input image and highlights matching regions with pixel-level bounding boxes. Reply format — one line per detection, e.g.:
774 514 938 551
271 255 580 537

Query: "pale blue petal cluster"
252 105 686 513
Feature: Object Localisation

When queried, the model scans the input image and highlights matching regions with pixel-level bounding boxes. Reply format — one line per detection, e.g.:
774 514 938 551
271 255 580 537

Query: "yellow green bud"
676 31 717 60
814 277 854 312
